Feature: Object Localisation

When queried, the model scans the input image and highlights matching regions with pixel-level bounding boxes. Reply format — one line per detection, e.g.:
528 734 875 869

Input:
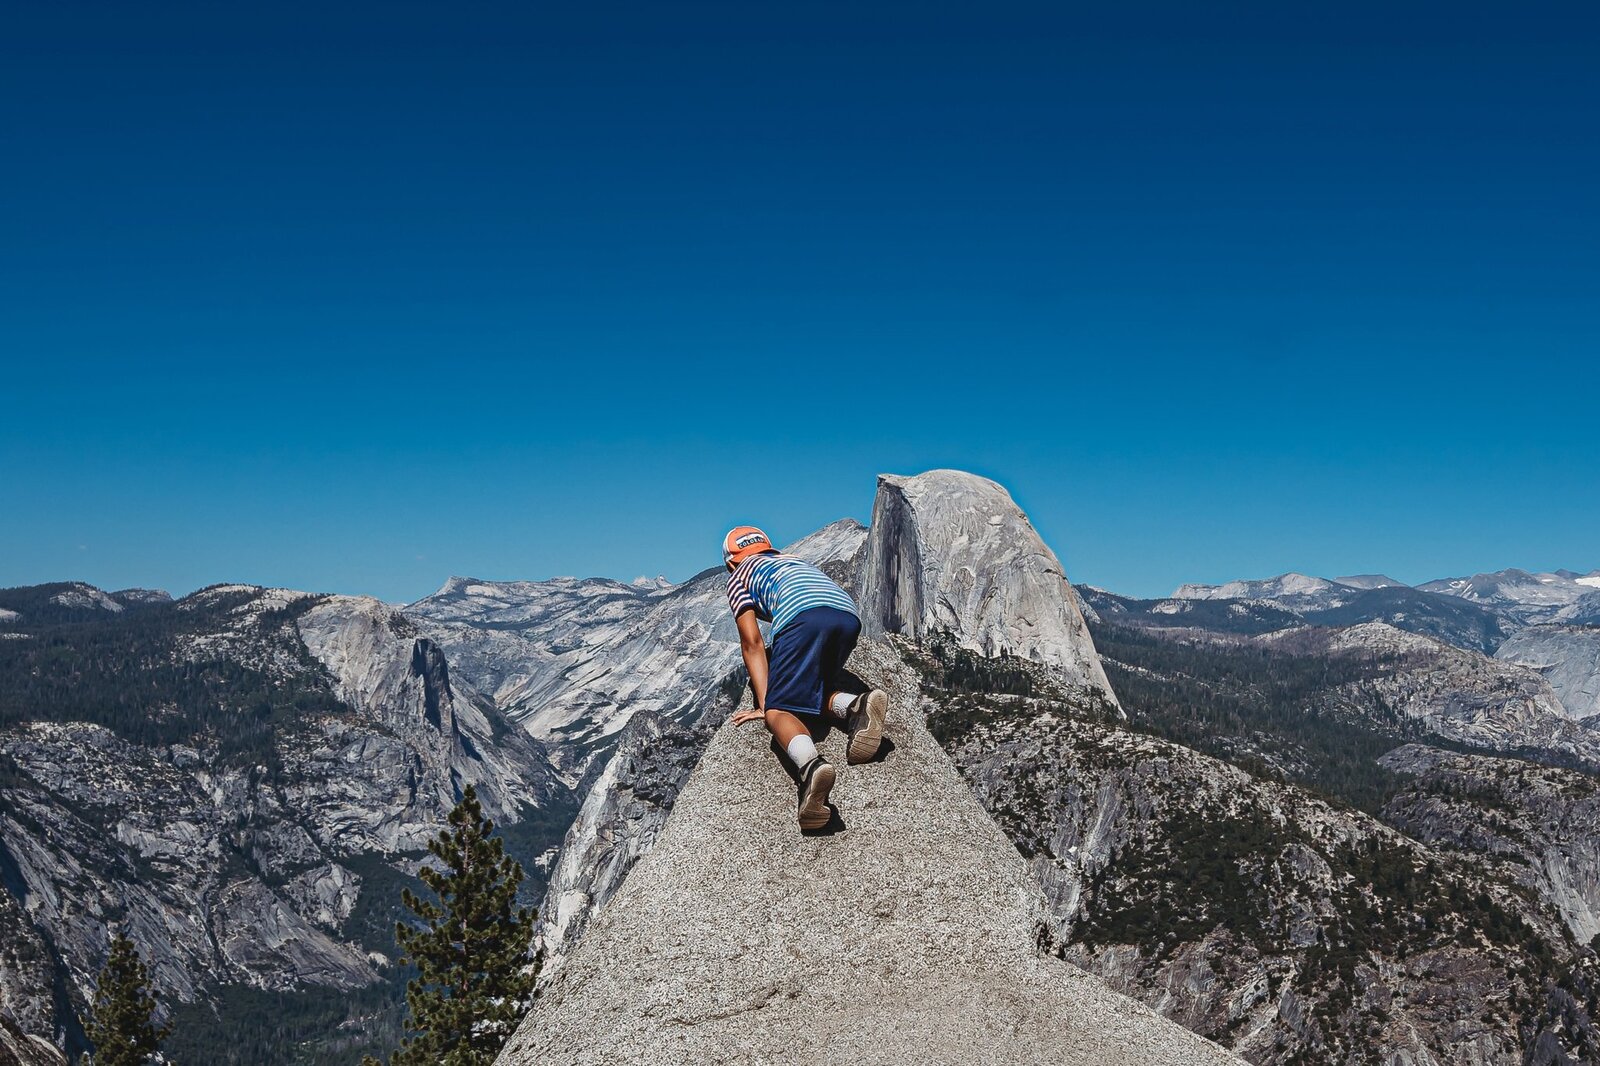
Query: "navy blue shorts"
765 607 863 717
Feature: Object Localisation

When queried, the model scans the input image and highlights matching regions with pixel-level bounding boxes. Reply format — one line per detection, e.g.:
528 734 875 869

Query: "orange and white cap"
722 526 774 569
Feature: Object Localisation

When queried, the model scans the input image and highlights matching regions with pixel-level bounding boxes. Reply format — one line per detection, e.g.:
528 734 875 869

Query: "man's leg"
820 614 887 765
766 707 834 830
763 707 812 751
764 707 825 772
822 610 865 722
823 691 857 722
763 611 838 829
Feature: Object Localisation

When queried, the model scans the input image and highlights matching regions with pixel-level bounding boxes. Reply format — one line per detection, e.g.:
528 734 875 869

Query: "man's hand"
731 707 766 728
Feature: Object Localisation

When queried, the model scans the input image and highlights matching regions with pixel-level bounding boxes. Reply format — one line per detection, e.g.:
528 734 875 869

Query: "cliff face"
0 1014 65 1066
856 470 1117 706
1382 743 1600 947
0 891 60 1065
927 649 1598 1065
497 640 1240 1066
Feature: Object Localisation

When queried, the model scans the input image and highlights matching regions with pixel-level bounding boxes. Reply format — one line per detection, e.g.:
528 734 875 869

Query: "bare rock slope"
0 1015 65 1066
497 641 1237 1066
1496 625 1600 723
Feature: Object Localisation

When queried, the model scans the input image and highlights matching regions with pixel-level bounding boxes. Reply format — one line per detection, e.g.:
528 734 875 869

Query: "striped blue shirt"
727 552 858 636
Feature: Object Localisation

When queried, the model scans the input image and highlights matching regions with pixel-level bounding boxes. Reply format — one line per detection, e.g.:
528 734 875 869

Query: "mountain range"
1092 566 1600 727
1 471 1597 1064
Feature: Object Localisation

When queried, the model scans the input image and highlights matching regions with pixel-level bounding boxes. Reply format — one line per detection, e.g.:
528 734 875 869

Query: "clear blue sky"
3 2 1596 602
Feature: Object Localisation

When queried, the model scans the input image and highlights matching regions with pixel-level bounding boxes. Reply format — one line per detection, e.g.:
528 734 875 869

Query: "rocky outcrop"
857 470 1117 706
295 595 562 844
533 470 1134 982
0 1014 65 1066
536 707 718 970
1496 625 1600 722
45 585 122 613
1382 743 1600 946
1560 591 1600 626
497 641 1239 1066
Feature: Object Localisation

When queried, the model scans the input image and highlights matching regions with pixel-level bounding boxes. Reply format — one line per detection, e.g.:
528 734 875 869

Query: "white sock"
786 734 819 769
828 692 856 715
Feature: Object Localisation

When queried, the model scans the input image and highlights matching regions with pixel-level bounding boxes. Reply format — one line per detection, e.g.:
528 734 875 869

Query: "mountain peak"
1419 567 1600 623
1173 572 1347 601
856 469 1116 703
1333 573 1406 590
47 582 124 613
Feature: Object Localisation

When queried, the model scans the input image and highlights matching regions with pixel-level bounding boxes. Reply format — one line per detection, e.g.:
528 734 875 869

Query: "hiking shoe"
797 758 836 830
846 689 889 764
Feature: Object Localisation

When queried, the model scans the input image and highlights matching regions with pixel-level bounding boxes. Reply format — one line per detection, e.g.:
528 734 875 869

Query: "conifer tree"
84 935 169 1066
372 784 538 1066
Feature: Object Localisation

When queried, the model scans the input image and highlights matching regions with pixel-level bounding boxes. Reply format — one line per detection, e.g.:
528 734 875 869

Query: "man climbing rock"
722 525 889 829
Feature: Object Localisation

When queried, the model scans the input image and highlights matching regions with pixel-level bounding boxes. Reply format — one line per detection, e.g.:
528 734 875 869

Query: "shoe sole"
847 690 889 764
798 763 835 830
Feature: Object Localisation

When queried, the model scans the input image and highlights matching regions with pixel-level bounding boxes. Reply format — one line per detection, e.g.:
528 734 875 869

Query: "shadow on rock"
801 806 846 837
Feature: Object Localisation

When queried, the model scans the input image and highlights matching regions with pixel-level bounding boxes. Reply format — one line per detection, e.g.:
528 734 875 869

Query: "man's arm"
732 610 767 726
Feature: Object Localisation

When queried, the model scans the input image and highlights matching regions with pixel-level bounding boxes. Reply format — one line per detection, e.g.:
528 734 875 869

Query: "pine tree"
84 935 169 1066
372 785 538 1066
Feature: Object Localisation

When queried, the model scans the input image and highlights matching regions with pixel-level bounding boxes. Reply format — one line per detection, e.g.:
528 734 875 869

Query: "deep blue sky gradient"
3 2 1597 600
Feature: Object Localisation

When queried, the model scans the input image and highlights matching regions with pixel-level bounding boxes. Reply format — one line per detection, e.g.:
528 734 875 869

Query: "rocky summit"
857 470 1116 705
496 640 1239 1066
